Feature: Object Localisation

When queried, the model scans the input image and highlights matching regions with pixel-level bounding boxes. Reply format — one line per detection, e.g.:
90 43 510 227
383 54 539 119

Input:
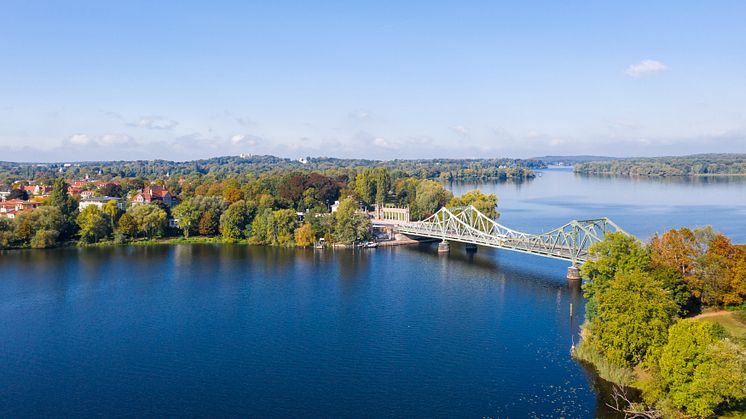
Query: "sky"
1 1 745 162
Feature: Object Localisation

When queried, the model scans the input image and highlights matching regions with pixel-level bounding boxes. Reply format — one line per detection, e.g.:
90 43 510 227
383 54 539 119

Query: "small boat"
314 238 325 249
365 241 378 248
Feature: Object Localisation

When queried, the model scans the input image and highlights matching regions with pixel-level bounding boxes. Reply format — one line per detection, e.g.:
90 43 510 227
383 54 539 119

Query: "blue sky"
1 1 745 161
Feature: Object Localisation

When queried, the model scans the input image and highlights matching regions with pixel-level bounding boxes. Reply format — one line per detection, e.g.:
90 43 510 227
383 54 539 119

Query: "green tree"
101 200 121 230
47 177 79 240
447 189 499 219
14 206 65 247
581 232 652 320
128 204 167 238
249 208 275 245
0 217 15 249
30 229 59 248
592 270 677 367
220 200 254 240
76 206 112 243
413 180 453 219
273 208 298 245
655 319 746 417
333 197 370 244
116 213 138 238
172 200 200 238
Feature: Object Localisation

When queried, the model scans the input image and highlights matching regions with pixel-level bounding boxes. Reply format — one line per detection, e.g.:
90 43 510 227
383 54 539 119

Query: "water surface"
1 169 744 417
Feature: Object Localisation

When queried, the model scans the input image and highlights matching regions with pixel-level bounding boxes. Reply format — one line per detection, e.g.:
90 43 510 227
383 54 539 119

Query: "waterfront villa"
78 197 126 211
132 186 176 208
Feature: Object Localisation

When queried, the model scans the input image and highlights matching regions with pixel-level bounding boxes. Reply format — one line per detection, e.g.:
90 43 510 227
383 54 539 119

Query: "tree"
333 197 370 244
448 189 499 219
14 206 64 247
172 200 200 238
128 204 167 238
592 270 677 367
373 167 391 205
220 200 254 240
76 206 112 243
656 319 746 417
198 210 219 236
0 217 15 249
249 208 275 245
413 180 453 219
222 187 243 204
651 228 703 297
8 188 28 200
101 200 121 230
47 177 79 240
30 229 59 248
699 235 746 306
116 213 139 238
99 183 123 197
273 209 298 245
295 223 315 247
581 232 651 320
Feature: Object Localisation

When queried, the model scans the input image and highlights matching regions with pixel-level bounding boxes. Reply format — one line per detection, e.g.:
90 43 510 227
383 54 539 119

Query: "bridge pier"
566 265 581 281
437 240 450 253
465 243 477 253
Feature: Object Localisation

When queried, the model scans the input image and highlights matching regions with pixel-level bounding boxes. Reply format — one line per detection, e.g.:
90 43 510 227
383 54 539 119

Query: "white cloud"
349 109 371 120
625 59 668 77
450 125 469 136
230 134 261 146
67 133 92 145
127 115 178 129
372 137 399 150
62 133 137 150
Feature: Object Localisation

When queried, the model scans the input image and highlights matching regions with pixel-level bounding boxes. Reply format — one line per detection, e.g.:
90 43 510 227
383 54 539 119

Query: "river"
1 168 745 417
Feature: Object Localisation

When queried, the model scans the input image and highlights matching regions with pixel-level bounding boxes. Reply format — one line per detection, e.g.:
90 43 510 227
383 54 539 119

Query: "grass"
697 311 746 340
572 326 635 386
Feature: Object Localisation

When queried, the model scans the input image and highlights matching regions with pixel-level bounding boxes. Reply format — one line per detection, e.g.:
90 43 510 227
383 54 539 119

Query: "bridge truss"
396 206 626 264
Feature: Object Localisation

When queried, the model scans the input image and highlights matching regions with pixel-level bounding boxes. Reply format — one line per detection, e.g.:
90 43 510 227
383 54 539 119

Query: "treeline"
575 229 746 417
0 165 503 249
0 155 541 185
574 153 746 176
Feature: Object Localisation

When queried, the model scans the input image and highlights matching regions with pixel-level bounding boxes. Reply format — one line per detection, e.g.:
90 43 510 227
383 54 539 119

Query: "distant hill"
529 155 619 165
574 153 746 176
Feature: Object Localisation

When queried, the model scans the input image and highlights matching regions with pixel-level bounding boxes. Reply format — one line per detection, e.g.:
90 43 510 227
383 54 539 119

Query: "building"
78 197 126 211
132 186 176 208
331 200 341 213
0 185 10 201
0 200 41 218
23 185 52 196
373 204 410 222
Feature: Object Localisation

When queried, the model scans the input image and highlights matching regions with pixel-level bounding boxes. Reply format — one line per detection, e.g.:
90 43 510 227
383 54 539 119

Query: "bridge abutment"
437 240 450 253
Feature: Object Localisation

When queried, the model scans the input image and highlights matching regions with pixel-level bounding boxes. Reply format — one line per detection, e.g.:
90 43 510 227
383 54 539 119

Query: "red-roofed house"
23 185 52 196
0 200 41 218
132 186 176 208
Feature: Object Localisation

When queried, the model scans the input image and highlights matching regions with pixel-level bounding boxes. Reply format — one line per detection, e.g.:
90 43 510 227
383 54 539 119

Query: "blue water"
1 169 744 417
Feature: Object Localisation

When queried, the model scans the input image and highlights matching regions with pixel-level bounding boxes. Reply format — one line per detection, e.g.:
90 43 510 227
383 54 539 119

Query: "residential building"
78 197 126 211
132 186 176 208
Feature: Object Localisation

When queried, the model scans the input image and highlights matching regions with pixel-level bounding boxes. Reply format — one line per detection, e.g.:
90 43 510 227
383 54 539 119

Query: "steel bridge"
395 205 626 265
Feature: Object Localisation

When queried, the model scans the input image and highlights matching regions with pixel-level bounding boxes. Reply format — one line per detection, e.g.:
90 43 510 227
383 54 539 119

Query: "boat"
365 241 378 248
314 238 325 249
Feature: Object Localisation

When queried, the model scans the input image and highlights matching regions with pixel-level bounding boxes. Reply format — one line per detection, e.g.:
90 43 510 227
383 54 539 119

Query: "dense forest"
0 155 542 185
575 230 746 417
574 153 746 176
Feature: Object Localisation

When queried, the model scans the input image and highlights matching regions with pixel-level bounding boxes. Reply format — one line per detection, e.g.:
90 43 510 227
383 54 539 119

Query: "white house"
79 197 126 211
